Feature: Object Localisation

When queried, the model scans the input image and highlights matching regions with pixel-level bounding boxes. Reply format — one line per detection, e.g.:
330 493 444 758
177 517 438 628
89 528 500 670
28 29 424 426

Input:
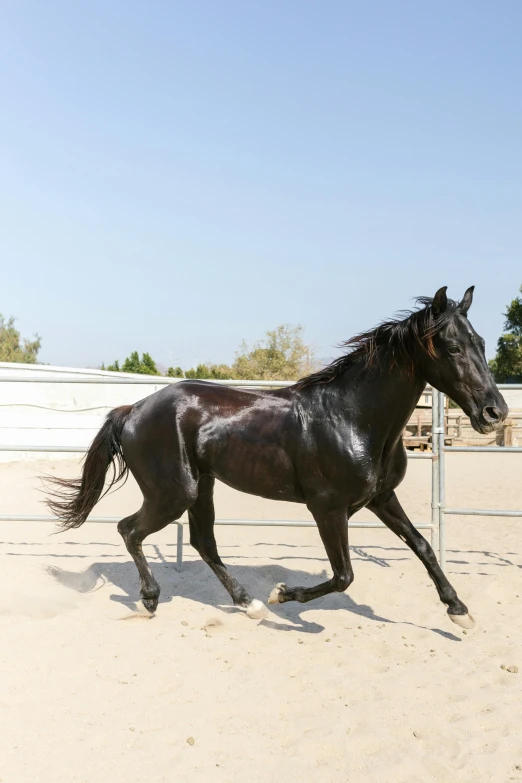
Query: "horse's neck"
332 359 426 440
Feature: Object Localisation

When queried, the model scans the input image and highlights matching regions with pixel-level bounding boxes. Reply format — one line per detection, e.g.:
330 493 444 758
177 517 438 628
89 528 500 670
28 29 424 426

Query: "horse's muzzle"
472 404 508 434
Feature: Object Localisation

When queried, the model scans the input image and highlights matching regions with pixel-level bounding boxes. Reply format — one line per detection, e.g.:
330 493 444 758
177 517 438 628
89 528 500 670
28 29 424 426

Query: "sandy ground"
0 454 521 783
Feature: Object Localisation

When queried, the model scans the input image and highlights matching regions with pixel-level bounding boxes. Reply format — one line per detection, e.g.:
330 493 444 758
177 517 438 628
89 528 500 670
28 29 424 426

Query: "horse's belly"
215 471 305 503
206 442 304 503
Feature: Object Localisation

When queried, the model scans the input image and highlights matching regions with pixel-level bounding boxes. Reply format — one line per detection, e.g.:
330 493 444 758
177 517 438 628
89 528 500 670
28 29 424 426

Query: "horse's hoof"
268 583 286 604
448 612 475 629
138 597 157 616
245 599 268 620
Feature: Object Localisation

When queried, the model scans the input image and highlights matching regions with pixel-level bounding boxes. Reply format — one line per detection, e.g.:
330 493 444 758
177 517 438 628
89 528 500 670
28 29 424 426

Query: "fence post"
176 522 184 571
430 388 439 553
502 418 513 447
437 390 446 572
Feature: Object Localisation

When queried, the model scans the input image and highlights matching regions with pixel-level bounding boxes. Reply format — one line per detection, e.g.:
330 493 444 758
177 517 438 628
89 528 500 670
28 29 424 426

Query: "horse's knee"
199 547 220 565
335 571 354 592
198 537 223 567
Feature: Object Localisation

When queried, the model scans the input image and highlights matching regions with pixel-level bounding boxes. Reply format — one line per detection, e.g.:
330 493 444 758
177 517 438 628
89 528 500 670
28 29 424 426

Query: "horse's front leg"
268 507 354 605
367 490 474 628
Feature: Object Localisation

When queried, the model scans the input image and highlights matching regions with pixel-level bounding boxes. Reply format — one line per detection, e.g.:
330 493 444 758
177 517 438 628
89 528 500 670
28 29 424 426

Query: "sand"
0 454 521 782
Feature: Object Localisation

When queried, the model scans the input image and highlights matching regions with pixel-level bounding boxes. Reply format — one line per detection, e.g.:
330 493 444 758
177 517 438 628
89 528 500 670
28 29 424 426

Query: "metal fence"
0 374 519 573
436 383 522 572
0 374 436 569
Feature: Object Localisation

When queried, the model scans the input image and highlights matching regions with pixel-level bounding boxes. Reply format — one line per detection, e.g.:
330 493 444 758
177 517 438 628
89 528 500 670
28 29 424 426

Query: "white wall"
0 362 179 462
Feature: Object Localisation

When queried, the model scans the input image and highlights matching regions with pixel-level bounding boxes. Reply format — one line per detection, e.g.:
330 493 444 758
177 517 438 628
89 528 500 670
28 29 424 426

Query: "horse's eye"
448 345 461 356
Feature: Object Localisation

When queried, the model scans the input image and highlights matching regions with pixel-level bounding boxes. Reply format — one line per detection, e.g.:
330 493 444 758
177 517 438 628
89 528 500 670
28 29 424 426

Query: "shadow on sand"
46 555 462 642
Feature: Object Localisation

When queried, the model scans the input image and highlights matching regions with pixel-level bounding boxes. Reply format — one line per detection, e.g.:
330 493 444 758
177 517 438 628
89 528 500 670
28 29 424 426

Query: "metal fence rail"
0 373 440 569
0 376 295 386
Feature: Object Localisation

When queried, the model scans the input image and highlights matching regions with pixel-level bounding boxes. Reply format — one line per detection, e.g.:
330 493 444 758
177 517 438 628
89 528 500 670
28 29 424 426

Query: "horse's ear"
432 286 448 316
459 285 475 314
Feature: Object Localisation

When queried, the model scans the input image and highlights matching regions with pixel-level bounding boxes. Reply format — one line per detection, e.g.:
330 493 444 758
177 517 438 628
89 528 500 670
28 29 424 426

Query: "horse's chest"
327 435 405 500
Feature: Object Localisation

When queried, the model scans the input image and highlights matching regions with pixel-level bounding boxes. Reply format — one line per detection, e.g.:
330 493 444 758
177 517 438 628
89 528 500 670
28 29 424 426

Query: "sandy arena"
0 454 521 782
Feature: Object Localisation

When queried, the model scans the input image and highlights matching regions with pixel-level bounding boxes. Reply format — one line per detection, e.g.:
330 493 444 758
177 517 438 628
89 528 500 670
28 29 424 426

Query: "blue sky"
1 1 521 369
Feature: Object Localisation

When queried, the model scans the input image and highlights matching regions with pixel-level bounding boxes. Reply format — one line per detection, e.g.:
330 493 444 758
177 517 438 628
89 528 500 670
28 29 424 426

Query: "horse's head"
419 286 508 434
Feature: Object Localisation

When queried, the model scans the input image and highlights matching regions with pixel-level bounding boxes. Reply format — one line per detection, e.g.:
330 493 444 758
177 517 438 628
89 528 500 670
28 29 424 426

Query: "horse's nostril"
484 406 501 422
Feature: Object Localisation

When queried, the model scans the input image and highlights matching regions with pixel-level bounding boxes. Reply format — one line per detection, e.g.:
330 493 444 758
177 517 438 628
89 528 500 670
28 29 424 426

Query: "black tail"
45 405 133 530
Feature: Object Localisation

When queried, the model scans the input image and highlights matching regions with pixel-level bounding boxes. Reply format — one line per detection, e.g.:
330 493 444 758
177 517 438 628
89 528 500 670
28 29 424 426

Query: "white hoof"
136 599 156 617
245 599 268 620
449 612 475 629
268 583 286 605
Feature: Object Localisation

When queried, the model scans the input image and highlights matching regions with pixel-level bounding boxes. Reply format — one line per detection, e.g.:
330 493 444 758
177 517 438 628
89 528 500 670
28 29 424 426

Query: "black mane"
296 296 460 389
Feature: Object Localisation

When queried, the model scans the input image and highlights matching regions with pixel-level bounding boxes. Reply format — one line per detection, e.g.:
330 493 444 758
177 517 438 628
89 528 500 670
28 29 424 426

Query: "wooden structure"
403 402 520 451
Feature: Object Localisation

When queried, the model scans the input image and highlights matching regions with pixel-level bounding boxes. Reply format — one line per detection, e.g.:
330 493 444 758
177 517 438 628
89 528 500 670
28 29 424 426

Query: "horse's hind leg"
189 476 267 619
368 491 474 629
118 500 184 614
268 506 354 605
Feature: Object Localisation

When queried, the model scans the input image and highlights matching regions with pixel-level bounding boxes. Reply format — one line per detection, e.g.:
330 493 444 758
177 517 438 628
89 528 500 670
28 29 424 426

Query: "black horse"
46 286 507 627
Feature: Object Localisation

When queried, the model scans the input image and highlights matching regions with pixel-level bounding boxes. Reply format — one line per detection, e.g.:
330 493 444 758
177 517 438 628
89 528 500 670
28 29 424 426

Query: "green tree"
184 363 233 380
167 366 184 378
231 324 316 380
139 352 159 375
103 352 159 375
103 324 315 381
0 314 41 363
490 286 522 382
178 325 315 381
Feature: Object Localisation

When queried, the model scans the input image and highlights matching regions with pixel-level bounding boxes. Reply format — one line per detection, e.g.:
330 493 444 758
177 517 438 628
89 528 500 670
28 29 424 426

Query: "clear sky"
1 1 521 370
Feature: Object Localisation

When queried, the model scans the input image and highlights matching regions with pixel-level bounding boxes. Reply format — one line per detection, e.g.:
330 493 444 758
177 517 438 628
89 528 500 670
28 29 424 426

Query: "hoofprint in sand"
0 455 521 783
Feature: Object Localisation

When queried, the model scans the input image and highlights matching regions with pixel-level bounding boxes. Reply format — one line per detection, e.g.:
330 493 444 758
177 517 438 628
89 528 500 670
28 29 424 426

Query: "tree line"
100 324 316 380
3 290 522 382
0 317 317 381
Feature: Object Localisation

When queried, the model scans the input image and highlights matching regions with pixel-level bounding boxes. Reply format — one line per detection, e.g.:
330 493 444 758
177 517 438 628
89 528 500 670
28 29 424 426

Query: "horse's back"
120 381 305 502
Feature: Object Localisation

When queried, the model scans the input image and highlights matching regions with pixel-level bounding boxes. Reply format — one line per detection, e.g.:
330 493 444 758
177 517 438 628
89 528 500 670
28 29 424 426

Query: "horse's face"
421 286 508 435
